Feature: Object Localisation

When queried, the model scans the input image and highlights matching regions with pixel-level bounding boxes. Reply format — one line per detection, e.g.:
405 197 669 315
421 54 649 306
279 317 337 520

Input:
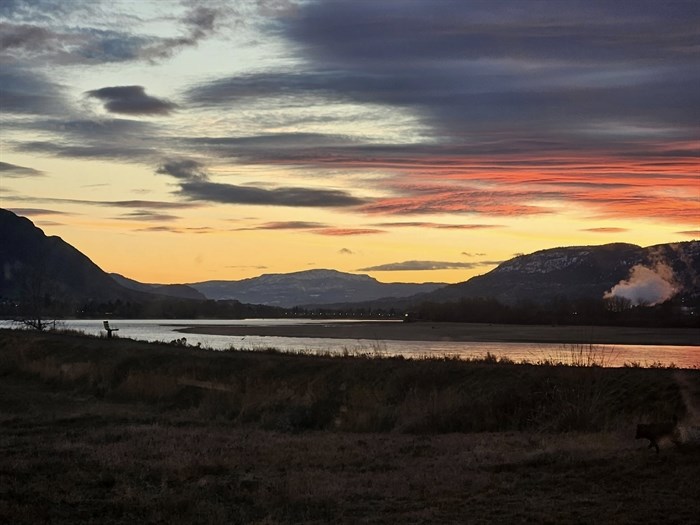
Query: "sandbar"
177 321 700 346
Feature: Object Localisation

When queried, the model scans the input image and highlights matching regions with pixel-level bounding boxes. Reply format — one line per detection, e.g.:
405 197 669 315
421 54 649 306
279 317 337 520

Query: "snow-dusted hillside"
423 242 699 305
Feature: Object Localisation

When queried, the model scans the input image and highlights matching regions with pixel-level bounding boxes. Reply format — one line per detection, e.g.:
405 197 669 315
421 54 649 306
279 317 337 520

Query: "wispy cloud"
8 207 68 216
0 65 68 115
156 157 366 208
180 180 366 208
312 228 385 236
241 221 329 231
0 161 43 177
0 3 223 65
581 227 629 233
362 187 550 216
18 141 159 161
374 221 502 230
358 260 497 271
234 222 384 236
134 225 218 234
116 210 180 222
7 194 201 211
180 1 699 225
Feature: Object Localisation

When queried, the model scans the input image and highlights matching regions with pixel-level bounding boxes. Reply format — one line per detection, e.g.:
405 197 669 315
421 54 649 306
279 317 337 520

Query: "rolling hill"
188 270 446 308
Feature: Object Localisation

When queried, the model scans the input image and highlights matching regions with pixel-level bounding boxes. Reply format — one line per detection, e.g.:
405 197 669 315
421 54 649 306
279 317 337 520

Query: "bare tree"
16 261 57 331
604 295 632 313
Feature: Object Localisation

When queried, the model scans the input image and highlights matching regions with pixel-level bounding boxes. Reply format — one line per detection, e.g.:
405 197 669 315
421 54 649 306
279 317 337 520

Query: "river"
2 318 698 368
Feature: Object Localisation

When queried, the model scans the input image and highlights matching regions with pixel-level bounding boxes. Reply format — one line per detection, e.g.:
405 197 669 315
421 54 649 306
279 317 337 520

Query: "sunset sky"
1 0 698 284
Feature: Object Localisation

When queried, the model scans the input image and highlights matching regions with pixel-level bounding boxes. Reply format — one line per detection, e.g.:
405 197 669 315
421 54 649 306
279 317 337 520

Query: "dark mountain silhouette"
0 209 139 302
418 241 700 305
305 242 699 312
188 269 446 308
0 210 285 320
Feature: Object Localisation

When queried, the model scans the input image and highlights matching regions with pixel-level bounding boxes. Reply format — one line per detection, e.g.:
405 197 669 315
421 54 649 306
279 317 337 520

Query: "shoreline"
178 321 700 346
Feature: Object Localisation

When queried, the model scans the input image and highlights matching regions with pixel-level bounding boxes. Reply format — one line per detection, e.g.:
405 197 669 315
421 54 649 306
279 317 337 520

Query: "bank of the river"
179 320 700 346
1 329 699 523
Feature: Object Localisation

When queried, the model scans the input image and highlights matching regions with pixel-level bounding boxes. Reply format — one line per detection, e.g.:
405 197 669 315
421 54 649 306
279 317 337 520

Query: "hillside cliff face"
422 242 699 305
0 209 135 302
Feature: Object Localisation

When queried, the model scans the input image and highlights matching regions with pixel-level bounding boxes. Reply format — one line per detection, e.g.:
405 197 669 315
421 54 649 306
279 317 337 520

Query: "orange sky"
1 1 698 284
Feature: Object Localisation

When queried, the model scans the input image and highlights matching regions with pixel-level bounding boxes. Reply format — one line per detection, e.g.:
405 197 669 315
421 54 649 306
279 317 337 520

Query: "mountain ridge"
415 241 700 307
0 209 139 302
110 273 206 301
2 209 697 312
188 268 446 308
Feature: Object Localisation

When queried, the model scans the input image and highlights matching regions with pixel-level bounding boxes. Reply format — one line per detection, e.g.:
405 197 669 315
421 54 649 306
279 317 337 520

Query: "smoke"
604 263 678 306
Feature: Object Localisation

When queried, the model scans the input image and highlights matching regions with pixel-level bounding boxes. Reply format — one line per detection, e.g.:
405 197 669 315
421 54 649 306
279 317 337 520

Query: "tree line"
1 291 697 330
300 295 699 328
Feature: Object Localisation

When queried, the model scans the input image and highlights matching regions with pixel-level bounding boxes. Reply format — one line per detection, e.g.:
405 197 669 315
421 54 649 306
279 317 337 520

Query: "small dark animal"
635 416 679 454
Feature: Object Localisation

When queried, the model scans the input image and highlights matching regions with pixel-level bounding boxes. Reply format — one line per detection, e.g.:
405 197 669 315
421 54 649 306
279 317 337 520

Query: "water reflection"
1 319 697 368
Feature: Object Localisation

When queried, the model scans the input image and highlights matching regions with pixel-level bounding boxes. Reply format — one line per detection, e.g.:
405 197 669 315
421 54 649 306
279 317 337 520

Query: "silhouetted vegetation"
2 285 698 330
0 296 287 321
413 295 699 327
302 294 699 328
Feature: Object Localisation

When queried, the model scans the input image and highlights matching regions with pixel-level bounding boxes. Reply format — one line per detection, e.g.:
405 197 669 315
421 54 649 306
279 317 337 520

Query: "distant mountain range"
0 209 443 308
1 209 698 312
186 270 445 308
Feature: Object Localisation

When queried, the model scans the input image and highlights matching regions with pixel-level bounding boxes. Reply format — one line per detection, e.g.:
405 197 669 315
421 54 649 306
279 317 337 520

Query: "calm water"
1 319 698 368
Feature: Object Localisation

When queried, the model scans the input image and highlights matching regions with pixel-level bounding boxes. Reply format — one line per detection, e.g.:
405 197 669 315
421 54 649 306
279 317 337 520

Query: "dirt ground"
178 321 700 346
2 372 700 524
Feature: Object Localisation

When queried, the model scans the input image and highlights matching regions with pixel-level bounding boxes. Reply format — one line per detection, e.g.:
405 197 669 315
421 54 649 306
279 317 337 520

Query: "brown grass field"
1 329 700 524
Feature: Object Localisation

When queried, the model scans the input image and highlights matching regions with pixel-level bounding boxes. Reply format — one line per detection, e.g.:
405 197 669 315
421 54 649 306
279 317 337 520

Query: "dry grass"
0 330 692 433
1 329 700 523
2 373 699 524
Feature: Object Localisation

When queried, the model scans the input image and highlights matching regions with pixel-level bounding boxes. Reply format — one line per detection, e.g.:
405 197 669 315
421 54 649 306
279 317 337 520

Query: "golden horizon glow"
1 1 698 285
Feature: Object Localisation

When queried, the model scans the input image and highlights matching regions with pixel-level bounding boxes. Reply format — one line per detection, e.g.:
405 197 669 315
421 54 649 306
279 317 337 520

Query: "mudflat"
179 321 700 346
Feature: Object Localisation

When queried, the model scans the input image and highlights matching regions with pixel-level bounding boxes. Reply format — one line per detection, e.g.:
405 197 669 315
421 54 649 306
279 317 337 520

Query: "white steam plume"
604 263 678 306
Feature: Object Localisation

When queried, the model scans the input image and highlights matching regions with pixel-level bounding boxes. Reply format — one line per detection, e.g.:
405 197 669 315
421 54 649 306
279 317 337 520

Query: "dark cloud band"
86 85 177 115
0 161 43 177
180 180 365 208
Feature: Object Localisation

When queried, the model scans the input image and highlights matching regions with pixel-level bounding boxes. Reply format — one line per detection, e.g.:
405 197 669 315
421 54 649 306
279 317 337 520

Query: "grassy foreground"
1 329 699 524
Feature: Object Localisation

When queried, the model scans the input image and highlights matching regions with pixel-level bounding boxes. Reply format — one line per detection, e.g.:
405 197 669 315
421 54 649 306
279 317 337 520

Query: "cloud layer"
1 0 698 281
86 86 177 115
156 158 365 208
